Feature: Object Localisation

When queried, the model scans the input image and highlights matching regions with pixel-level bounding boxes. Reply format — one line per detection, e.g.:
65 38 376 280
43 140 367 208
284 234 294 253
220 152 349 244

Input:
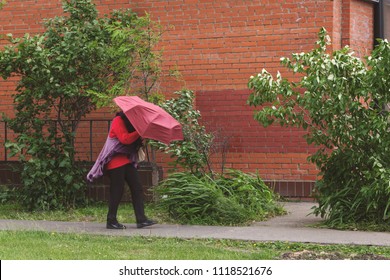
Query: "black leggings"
107 164 146 223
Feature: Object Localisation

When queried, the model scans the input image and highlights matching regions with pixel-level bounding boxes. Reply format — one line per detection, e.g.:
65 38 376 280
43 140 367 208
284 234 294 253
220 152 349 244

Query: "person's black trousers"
107 163 147 223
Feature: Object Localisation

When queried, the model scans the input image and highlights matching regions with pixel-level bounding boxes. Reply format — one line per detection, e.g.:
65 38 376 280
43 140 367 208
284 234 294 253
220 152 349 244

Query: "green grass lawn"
0 231 276 260
0 201 155 224
1 230 390 260
0 202 389 260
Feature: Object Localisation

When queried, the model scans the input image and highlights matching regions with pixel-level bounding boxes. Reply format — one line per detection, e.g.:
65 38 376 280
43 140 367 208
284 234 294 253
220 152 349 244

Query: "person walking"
87 111 157 229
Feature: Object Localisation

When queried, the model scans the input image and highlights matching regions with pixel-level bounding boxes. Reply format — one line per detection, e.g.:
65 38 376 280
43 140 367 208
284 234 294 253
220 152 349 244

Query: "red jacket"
105 116 140 170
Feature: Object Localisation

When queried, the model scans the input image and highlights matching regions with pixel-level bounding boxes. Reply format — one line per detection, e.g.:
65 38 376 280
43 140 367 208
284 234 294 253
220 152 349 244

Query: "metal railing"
1 119 112 162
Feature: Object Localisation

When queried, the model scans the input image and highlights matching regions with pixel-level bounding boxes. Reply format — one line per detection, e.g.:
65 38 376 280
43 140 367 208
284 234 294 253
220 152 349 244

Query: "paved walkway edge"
1 203 389 246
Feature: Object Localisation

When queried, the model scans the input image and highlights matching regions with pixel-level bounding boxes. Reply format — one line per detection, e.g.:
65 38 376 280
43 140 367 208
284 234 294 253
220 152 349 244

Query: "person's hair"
116 111 143 151
116 111 136 132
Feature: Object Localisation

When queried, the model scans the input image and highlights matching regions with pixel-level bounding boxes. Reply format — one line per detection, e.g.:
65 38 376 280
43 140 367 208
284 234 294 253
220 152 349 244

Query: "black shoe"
106 222 126 229
137 219 157 229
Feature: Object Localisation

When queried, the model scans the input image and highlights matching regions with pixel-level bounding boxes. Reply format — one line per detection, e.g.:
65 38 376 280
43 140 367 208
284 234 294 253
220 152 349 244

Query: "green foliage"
0 0 109 210
1 0 106 132
0 185 15 204
90 10 165 107
151 89 215 176
248 28 390 225
18 156 87 211
0 0 168 211
155 170 284 226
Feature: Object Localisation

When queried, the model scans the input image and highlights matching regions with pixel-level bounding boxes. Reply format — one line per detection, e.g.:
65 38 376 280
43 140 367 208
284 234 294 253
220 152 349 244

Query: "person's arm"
110 116 140 145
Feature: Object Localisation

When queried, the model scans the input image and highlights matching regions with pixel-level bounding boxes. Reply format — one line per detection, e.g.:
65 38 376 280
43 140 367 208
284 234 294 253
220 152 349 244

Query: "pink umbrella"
113 96 184 144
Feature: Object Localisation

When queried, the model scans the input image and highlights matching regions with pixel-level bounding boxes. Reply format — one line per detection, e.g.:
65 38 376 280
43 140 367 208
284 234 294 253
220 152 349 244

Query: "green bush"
0 185 16 204
151 89 214 176
18 156 87 211
248 28 390 226
0 0 105 210
155 170 284 226
0 0 165 211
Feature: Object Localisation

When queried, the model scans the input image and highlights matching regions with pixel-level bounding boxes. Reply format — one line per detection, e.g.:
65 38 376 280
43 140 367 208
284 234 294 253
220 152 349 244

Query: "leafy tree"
88 8 169 163
0 0 108 210
0 0 166 210
150 89 215 177
248 28 390 225
90 10 166 107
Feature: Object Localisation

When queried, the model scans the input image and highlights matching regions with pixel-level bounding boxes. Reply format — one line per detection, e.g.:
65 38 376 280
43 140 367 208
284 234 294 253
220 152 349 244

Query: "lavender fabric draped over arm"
86 136 137 183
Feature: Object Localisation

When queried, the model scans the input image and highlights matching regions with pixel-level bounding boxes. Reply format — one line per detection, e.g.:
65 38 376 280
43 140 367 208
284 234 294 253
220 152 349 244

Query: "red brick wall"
333 0 343 50
156 0 334 90
0 0 375 197
194 89 318 181
350 0 374 57
340 0 374 57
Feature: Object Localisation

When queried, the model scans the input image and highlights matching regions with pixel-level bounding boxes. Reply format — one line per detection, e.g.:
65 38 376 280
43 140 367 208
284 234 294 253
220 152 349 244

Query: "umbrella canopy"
113 96 184 144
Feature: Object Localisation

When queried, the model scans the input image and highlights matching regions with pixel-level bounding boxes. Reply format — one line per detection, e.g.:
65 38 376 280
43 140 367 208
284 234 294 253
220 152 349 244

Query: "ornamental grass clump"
155 170 284 226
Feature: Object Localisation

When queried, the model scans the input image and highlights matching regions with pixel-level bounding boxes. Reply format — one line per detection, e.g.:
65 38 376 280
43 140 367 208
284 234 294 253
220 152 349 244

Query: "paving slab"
1 202 389 246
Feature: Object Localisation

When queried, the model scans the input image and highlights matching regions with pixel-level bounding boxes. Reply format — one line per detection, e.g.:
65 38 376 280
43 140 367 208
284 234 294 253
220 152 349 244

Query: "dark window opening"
375 0 390 41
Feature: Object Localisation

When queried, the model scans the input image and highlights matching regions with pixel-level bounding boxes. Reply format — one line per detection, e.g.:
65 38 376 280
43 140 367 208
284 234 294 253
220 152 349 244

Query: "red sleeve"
109 116 140 145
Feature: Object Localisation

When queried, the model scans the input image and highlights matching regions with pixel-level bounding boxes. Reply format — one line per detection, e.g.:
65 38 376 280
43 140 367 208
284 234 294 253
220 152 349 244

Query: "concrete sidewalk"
0 202 389 246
